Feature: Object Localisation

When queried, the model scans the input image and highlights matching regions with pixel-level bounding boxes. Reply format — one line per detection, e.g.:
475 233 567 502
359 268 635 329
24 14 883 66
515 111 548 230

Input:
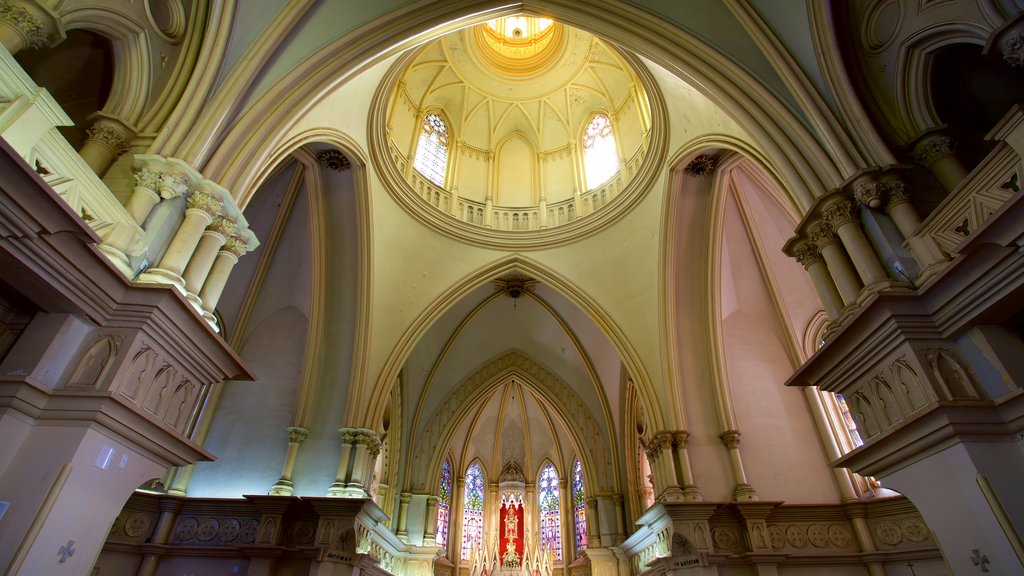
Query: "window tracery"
437 457 453 555
571 458 587 553
538 462 563 560
462 461 485 560
414 113 450 187
582 114 619 190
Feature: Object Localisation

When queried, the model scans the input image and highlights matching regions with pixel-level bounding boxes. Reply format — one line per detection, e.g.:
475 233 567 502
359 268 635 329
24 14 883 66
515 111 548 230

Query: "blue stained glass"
571 458 587 552
538 463 563 560
461 462 485 560
437 458 453 555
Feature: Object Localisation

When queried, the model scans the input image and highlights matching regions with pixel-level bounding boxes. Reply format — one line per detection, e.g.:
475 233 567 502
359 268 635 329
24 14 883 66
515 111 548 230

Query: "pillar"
809 223 862 306
424 495 439 546
585 497 602 548
327 430 357 497
396 492 411 543
197 234 248 321
672 431 703 501
78 114 134 177
882 180 947 277
844 504 886 576
138 190 222 290
822 198 891 292
182 216 235 305
0 1 60 55
559 479 572 561
788 239 844 320
126 168 189 226
268 426 308 496
612 493 626 545
912 131 968 193
136 497 185 576
720 431 757 501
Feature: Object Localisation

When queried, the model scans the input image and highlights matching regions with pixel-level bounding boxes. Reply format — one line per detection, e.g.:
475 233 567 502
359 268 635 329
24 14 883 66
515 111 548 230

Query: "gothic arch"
198 0 843 213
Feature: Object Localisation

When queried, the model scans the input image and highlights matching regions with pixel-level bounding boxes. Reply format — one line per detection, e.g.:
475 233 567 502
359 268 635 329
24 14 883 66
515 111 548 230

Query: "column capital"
287 426 309 443
852 180 884 209
427 495 440 506
187 189 224 217
0 1 62 50
822 197 858 230
790 238 824 268
85 118 132 158
809 221 840 248
719 430 742 449
222 235 249 258
912 131 956 167
400 492 413 504
207 216 237 238
883 180 911 211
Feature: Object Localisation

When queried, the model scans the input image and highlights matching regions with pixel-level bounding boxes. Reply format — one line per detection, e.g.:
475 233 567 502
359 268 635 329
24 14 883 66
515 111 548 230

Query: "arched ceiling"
402 280 623 493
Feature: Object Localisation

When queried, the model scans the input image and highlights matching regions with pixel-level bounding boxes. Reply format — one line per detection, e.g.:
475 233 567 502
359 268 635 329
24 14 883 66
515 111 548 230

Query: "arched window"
414 112 450 186
582 114 619 190
571 458 588 553
538 462 563 560
461 461 485 560
437 457 453 556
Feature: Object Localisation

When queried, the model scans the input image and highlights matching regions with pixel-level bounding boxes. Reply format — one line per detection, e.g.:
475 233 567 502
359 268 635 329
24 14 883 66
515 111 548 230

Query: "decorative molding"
0 1 47 49
683 154 716 178
316 149 352 171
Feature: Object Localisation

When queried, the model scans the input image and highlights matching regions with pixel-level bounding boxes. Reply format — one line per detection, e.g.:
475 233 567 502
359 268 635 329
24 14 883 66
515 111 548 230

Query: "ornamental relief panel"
170 515 261 546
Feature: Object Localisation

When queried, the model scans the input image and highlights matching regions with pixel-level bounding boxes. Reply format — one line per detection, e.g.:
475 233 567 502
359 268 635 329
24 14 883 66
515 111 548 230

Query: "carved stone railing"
0 43 142 275
0 46 258 332
620 501 941 575
914 141 1020 256
99 494 437 576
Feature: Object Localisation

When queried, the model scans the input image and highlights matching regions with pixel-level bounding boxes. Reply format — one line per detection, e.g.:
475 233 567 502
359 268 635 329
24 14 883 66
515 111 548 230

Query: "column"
182 216 235 305
882 180 947 275
396 492 412 543
136 497 185 576
559 479 572 562
809 222 862 306
912 131 968 193
672 431 703 501
126 169 189 225
720 431 757 501
453 477 466 561
649 432 683 501
347 430 381 496
584 497 602 548
138 189 222 290
197 234 248 321
268 426 308 496
611 494 626 545
78 114 134 177
844 505 886 576
424 495 439 546
0 1 59 55
327 429 356 497
538 196 548 228
822 198 891 292
788 239 844 320
525 482 535 544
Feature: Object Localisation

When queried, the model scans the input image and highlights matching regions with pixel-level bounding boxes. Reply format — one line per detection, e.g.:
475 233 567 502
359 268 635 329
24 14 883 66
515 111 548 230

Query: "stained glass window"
538 463 563 560
461 461 485 560
835 393 864 447
414 113 450 186
571 458 587 553
437 457 453 555
582 114 619 190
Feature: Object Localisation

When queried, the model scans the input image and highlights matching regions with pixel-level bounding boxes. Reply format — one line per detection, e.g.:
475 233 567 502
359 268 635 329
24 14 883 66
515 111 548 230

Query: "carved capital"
187 190 224 216
853 180 883 209
287 426 309 443
1001 30 1024 67
85 120 132 156
791 239 824 268
426 495 439 507
400 492 412 504
912 134 955 166
720 430 742 449
672 431 690 449
222 235 248 258
340 430 358 444
158 172 190 199
0 2 48 49
883 180 911 211
809 222 839 248
822 198 857 230
133 169 162 192
208 216 237 238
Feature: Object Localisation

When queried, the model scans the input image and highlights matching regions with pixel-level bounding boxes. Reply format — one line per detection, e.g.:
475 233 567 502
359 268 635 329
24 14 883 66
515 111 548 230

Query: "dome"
372 17 664 246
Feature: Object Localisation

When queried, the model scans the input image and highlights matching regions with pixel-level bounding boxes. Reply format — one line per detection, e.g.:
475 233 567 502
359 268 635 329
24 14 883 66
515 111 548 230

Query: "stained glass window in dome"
582 114 619 190
437 457 453 555
414 113 450 186
538 463 563 560
462 462 485 560
571 458 588 553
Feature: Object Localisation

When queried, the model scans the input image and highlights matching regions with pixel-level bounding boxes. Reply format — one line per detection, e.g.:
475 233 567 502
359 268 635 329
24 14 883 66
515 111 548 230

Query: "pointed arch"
462 459 487 560
537 459 563 560
581 112 619 190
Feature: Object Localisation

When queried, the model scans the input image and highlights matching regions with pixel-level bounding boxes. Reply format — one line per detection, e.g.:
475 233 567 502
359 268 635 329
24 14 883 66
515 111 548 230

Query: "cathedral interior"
1 1 1024 575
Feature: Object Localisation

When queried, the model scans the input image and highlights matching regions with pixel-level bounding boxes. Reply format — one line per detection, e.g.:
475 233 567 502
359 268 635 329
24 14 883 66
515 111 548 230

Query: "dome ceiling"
374 17 664 244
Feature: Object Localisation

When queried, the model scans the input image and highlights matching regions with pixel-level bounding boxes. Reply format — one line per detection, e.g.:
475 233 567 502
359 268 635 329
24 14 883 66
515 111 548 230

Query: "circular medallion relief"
862 0 902 54
146 0 187 44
